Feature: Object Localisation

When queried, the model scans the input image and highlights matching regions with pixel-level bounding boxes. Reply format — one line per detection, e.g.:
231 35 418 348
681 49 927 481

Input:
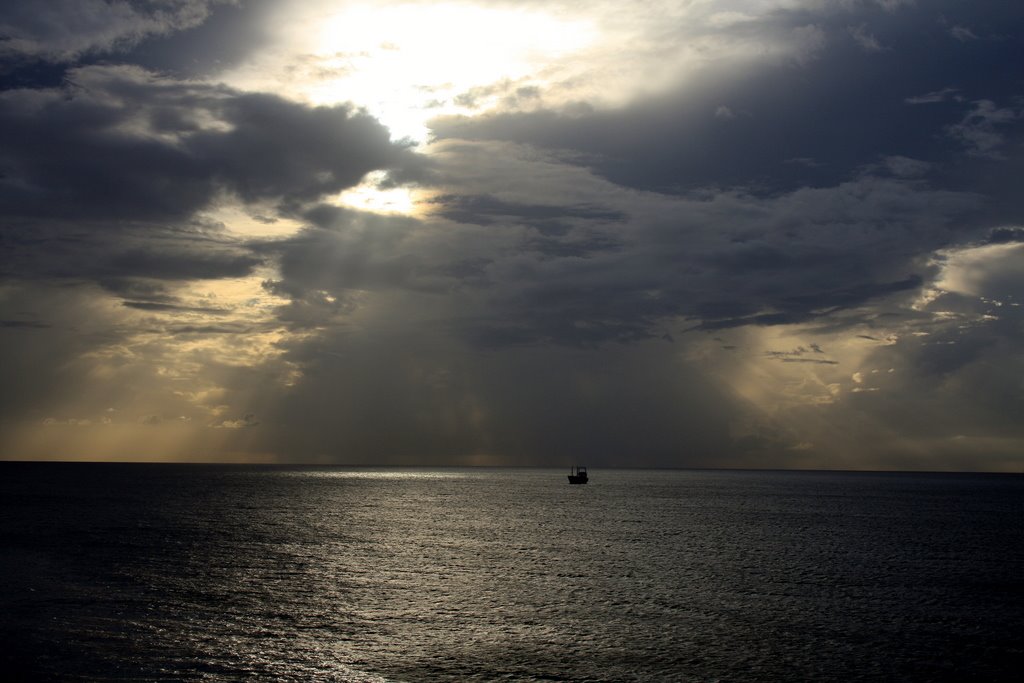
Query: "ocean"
1 464 1021 681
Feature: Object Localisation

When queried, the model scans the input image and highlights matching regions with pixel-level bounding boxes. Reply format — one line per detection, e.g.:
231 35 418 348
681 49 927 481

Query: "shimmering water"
1 465 1022 681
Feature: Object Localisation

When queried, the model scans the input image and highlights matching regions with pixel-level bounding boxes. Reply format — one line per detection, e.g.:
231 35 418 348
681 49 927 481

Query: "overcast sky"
1 0 1021 469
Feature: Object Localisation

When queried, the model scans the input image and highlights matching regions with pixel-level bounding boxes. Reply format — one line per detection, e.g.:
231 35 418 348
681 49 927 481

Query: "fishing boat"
567 466 588 485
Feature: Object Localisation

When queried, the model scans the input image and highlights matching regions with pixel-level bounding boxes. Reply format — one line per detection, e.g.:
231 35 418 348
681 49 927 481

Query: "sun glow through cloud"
336 170 419 214
307 3 595 141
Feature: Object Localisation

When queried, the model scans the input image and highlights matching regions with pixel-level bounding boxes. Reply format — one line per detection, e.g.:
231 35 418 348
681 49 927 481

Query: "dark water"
1 465 1022 681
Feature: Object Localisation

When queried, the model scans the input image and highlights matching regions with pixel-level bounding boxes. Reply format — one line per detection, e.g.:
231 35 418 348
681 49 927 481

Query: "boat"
567 466 588 485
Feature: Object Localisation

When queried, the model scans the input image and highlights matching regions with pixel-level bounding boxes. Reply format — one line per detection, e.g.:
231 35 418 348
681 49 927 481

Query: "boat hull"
568 475 588 484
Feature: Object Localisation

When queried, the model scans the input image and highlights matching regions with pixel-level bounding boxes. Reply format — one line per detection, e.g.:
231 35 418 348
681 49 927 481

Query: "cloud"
42 416 93 426
430 3 1024 199
931 241 1024 299
213 413 258 429
0 65 422 289
258 208 427 298
260 136 982 354
714 105 736 120
121 301 230 314
766 346 839 364
945 100 1019 159
949 25 978 42
790 24 828 64
0 0 226 63
2 0 1023 469
0 0 227 63
987 226 1024 244
0 60 419 454
120 0 278 78
0 319 49 329
848 24 886 52
427 194 626 228
904 88 960 105
0 65 419 221
865 0 915 12
883 155 931 178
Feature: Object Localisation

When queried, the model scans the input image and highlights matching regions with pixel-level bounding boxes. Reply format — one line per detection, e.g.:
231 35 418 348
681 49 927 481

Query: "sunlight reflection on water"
283 467 478 481
2 465 1022 681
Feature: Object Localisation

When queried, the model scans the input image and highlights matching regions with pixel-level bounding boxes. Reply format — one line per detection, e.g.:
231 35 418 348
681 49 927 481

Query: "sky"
0 0 1022 470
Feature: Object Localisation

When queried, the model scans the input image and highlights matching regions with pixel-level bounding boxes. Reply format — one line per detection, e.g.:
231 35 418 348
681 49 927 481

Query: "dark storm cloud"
0 0 228 64
107 244 260 280
427 194 628 260
260 198 657 346
988 226 1024 244
690 276 924 331
165 322 255 334
520 232 624 260
97 276 182 305
261 208 425 295
432 2 1024 197
0 65 417 222
413 1 1024 352
259 159 980 349
0 64 421 288
121 301 229 314
429 194 625 229
0 37 429 446
765 346 839 364
426 142 981 345
123 0 276 77
2 0 1021 469
0 218 263 285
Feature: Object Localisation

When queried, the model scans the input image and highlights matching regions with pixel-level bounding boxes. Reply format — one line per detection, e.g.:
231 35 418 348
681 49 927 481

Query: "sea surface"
1 464 1022 681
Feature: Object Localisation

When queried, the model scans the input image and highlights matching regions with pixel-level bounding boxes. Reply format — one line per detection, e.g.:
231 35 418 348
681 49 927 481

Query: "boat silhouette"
568 466 588 485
